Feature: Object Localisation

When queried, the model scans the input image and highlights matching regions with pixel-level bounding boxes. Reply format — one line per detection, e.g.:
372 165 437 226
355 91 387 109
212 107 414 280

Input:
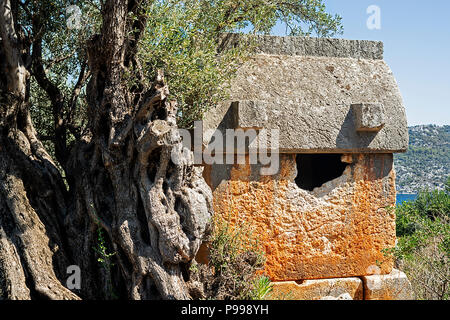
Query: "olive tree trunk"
0 0 213 300
0 0 79 300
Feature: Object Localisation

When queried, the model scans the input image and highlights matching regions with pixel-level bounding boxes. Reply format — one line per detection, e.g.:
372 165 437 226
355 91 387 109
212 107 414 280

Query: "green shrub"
189 217 272 300
395 178 450 300
251 275 273 300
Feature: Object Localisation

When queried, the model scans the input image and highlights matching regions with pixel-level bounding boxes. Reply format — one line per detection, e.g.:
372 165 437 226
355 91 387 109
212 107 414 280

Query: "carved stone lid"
220 33 384 60
203 35 409 154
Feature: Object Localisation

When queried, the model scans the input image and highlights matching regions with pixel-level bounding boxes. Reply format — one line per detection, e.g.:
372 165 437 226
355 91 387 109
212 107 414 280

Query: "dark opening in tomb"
295 154 348 191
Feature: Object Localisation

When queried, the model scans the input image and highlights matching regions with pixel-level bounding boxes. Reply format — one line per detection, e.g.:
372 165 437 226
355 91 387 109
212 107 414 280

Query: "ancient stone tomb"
200 35 413 300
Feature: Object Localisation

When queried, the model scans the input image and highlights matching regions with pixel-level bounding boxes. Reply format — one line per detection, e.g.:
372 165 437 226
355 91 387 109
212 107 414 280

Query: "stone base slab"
268 269 414 300
269 277 364 300
362 269 414 300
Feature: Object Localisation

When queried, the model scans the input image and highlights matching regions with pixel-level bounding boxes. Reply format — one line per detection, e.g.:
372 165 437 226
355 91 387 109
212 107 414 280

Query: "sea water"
396 194 418 205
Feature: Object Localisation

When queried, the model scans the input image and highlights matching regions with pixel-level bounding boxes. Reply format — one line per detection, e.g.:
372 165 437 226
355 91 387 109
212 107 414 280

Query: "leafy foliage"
394 179 450 300
92 225 119 299
29 0 342 144
251 275 273 300
26 0 101 166
138 0 342 127
397 180 450 237
138 1 248 127
93 227 116 268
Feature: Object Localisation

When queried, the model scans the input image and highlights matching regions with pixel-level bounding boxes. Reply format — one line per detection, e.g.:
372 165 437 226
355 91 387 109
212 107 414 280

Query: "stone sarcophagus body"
199 35 413 299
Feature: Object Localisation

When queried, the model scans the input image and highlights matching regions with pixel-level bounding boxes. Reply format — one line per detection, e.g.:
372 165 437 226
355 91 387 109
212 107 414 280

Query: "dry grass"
397 234 449 300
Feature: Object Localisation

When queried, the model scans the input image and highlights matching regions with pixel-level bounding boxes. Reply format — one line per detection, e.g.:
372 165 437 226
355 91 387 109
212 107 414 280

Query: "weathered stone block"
232 100 268 129
203 36 409 153
201 34 407 287
220 34 384 60
352 103 386 132
269 278 363 300
362 269 415 300
320 293 353 300
205 153 397 281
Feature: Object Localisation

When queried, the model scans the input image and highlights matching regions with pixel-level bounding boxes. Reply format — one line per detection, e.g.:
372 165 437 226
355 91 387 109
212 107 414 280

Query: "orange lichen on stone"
205 153 396 281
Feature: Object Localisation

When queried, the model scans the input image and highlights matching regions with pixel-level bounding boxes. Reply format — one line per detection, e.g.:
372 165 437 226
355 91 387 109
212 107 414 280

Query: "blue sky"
272 0 450 126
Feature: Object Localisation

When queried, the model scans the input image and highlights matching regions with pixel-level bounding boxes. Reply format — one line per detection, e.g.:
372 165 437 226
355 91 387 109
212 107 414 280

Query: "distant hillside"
395 125 450 194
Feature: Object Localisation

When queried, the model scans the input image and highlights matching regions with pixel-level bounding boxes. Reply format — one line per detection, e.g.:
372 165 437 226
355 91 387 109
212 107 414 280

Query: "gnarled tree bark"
1 0 213 300
0 0 79 300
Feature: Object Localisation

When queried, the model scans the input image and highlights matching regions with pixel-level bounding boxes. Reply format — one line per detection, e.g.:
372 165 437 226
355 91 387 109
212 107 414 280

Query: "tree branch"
31 13 68 165
0 0 28 98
